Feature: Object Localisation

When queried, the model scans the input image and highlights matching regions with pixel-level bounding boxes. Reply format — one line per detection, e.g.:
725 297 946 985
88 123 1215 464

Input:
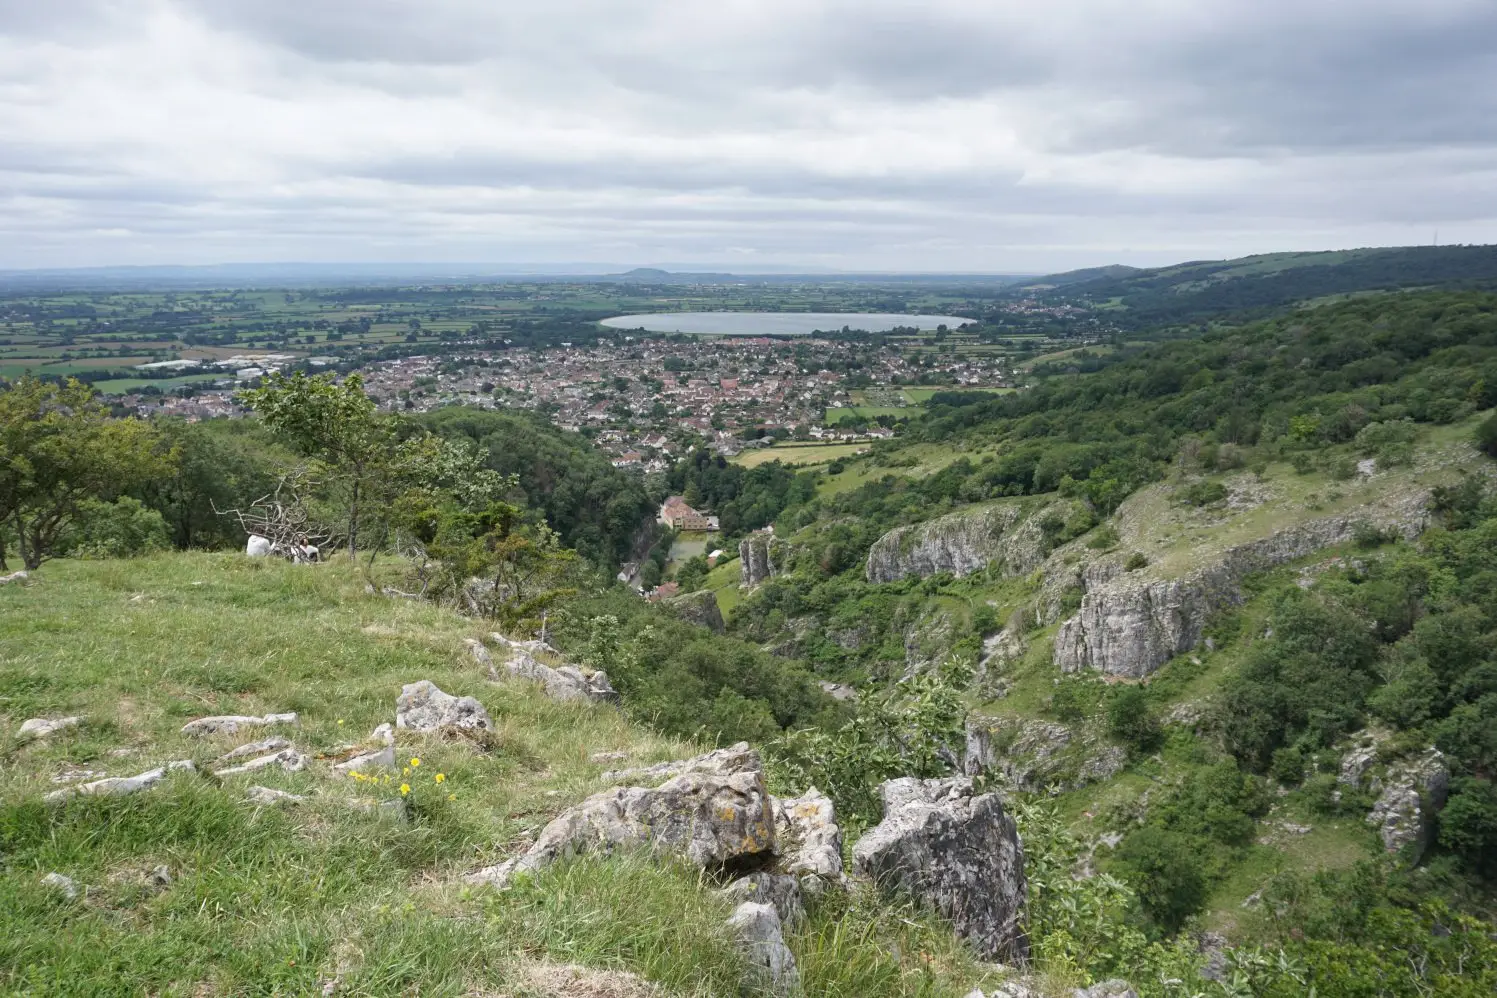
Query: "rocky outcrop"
466 743 776 888
182 712 298 737
17 716 82 743
851 777 1028 963
1366 748 1450 860
727 901 801 996
491 635 619 704
964 716 1121 793
395 681 493 732
740 533 778 587
1053 506 1426 678
661 590 726 633
866 500 1073 584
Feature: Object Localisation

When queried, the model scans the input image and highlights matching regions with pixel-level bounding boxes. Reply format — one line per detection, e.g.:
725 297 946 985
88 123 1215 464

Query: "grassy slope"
0 555 1014 998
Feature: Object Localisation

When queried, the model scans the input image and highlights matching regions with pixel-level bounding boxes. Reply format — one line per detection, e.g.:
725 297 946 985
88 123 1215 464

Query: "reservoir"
599 312 970 336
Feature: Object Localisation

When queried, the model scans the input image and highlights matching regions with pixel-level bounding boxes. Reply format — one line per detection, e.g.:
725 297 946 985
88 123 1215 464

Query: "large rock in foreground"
852 777 1028 963
395 681 493 732
467 742 775 888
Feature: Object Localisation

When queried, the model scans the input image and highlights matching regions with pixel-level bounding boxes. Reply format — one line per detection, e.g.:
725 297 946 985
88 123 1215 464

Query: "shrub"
1115 827 1208 935
1477 411 1497 458
62 497 172 559
1108 685 1162 753
1124 551 1148 571
1087 524 1120 550
1176 481 1228 507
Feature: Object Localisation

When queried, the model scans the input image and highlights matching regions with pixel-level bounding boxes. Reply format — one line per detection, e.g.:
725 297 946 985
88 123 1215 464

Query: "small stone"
217 736 292 762
214 748 309 777
51 767 106 785
17 716 82 743
149 865 172 886
44 762 195 803
588 750 629 764
1073 980 1138 998
182 713 298 737
0 570 29 585
246 785 306 805
41 872 80 899
334 744 395 773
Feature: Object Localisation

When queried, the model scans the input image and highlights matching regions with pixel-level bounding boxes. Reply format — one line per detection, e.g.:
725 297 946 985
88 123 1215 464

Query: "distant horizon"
0 241 1490 285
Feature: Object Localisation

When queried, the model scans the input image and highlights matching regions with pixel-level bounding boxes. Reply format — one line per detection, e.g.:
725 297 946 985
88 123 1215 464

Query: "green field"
824 406 907 424
730 442 869 468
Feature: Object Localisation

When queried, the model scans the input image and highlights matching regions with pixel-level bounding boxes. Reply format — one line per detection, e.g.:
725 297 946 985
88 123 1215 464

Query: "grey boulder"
722 871 805 929
852 777 1028 963
466 742 774 888
395 680 492 731
727 901 801 996
771 787 844 881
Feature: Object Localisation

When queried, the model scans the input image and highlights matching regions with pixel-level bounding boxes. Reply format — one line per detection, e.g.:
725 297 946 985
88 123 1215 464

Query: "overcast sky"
3 0 1495 272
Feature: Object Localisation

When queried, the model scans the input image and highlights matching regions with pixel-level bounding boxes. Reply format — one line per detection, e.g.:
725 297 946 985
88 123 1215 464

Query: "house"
659 496 719 531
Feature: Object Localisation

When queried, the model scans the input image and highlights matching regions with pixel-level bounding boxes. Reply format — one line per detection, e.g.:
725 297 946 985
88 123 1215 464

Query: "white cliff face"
865 500 1077 584
1052 505 1428 678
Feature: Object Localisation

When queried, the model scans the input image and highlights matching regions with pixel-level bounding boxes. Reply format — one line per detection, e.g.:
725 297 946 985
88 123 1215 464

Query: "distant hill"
1026 244 1497 326
1014 264 1142 290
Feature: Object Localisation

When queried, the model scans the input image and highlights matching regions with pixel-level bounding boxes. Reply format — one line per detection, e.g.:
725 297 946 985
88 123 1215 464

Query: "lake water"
598 311 970 336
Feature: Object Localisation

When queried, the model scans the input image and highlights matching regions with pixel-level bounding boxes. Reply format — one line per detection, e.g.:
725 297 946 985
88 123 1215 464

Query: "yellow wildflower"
410 757 421 767
400 783 411 796
337 719 344 726
448 794 456 801
434 773 446 784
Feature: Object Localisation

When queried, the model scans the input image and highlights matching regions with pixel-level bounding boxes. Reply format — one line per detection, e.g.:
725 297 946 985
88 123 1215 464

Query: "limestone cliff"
1052 502 1428 678
865 499 1078 584
662 590 726 633
740 533 778 587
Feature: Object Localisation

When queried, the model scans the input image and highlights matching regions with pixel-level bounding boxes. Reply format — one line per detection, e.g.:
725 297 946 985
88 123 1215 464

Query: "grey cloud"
1 0 1495 269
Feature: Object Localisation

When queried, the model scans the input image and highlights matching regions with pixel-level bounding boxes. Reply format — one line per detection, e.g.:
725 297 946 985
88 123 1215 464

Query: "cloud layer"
2 0 1495 270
